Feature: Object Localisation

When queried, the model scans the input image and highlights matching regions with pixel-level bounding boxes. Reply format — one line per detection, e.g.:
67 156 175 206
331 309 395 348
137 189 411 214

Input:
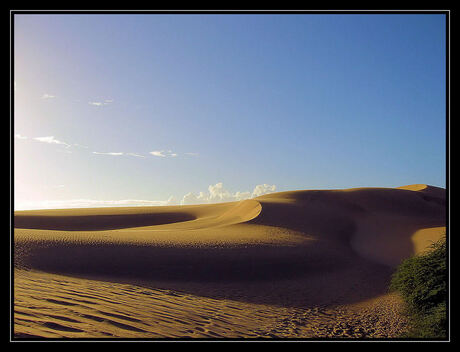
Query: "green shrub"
390 237 447 338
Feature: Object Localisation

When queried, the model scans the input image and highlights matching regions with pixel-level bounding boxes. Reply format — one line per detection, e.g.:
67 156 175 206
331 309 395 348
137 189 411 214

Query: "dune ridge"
14 184 446 338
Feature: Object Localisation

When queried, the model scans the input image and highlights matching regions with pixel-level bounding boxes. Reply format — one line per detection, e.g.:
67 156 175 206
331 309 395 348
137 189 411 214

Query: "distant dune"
14 184 446 338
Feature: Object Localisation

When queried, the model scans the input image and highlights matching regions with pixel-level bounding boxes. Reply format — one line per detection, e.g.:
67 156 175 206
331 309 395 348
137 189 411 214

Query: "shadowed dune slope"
14 185 445 303
14 185 446 338
14 212 197 231
14 200 262 231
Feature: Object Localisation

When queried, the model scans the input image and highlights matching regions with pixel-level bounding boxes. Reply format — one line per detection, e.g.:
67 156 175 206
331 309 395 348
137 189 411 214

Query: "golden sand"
14 185 446 338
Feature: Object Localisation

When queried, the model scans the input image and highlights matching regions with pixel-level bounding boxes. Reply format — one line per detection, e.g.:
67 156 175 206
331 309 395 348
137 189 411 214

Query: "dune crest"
15 184 446 277
398 183 429 191
14 184 446 338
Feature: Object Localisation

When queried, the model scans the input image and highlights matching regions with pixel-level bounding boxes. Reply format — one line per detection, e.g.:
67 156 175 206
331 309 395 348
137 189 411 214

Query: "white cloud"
150 150 166 158
181 191 209 205
34 136 70 147
93 151 146 158
150 151 166 157
93 151 124 156
15 134 27 140
165 196 178 205
252 184 277 197
149 150 179 158
234 191 252 200
180 182 277 205
181 192 198 205
15 183 277 210
89 99 114 107
41 94 56 99
208 182 233 202
126 153 145 158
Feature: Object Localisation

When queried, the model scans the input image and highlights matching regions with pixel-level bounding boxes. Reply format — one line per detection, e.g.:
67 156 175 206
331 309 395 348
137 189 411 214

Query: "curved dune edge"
397 183 446 199
411 226 446 254
14 199 262 231
347 185 446 267
14 184 446 338
14 184 446 282
397 184 429 191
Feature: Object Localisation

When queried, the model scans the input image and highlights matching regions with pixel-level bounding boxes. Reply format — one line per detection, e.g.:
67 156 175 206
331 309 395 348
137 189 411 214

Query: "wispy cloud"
88 99 114 107
16 197 178 210
92 151 145 157
150 150 178 158
41 94 56 99
93 151 124 156
26 131 189 162
184 152 199 157
15 183 277 210
150 151 166 157
15 133 28 140
34 136 70 147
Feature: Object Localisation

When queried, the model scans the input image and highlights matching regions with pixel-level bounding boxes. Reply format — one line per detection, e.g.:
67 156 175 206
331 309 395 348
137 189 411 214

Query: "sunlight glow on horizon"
14 14 446 210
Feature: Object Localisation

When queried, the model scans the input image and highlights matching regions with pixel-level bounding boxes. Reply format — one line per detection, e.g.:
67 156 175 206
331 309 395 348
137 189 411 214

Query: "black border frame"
9 8 452 344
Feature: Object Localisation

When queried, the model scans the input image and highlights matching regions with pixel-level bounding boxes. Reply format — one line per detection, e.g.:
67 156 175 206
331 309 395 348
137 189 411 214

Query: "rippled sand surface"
14 185 446 339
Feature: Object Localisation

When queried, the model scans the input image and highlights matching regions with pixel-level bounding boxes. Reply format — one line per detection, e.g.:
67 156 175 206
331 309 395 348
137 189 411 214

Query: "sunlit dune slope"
14 200 261 231
15 185 445 282
14 184 446 338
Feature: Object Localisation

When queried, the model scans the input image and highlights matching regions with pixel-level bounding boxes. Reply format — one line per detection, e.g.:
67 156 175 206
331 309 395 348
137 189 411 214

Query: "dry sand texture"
14 184 446 338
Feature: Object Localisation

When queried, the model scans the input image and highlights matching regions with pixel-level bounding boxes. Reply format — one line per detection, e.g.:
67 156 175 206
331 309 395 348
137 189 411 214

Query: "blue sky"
14 14 446 209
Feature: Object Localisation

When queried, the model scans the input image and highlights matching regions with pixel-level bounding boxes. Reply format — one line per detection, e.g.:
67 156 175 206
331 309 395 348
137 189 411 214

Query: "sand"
13 184 446 338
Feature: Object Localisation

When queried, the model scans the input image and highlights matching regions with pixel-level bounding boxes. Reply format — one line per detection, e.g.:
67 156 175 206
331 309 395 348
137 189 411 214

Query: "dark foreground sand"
14 184 446 338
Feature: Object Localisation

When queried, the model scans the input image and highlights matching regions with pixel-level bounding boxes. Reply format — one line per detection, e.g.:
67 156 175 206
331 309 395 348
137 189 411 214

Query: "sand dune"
14 184 446 338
